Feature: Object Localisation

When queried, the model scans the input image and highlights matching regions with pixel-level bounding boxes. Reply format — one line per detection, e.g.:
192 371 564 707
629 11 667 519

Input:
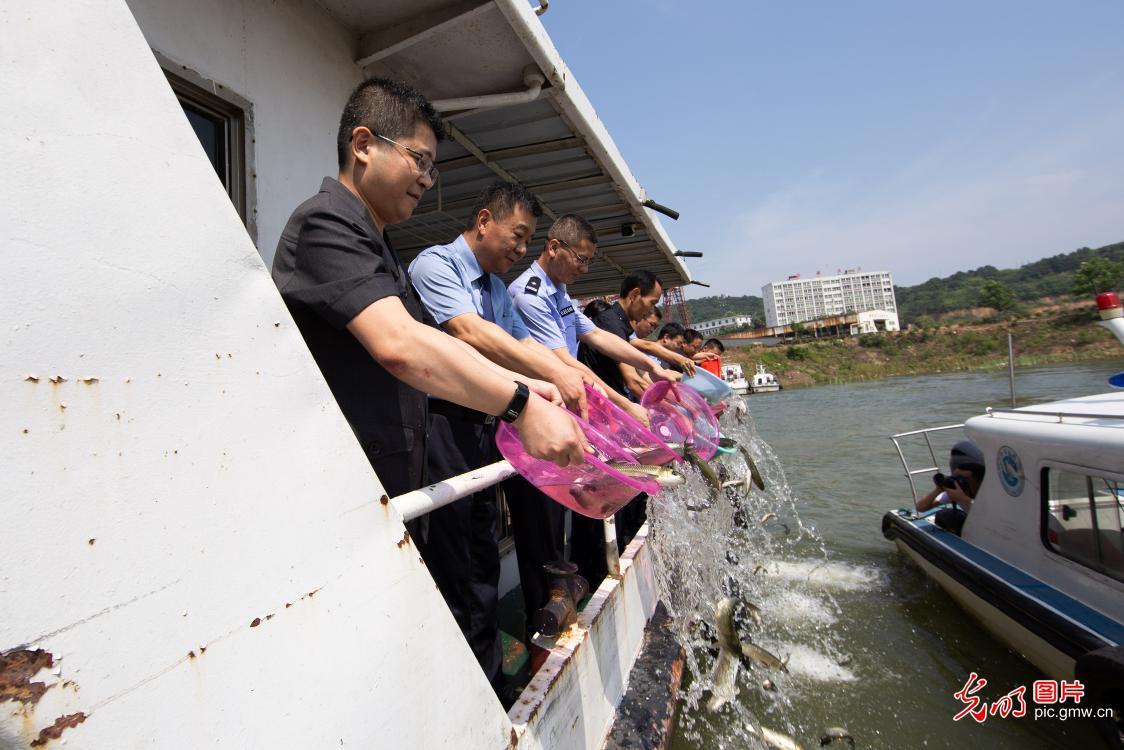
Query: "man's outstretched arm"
347 297 587 466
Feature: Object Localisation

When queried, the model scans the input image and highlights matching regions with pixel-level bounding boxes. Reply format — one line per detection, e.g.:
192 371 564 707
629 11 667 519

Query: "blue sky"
540 1 1124 297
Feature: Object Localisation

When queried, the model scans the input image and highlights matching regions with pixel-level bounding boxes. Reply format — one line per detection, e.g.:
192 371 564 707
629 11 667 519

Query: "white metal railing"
889 423 965 502
985 407 1124 424
393 460 518 522
390 459 622 576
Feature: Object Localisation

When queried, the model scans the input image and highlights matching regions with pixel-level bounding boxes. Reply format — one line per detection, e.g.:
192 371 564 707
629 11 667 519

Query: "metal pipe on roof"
642 199 680 221
430 65 546 114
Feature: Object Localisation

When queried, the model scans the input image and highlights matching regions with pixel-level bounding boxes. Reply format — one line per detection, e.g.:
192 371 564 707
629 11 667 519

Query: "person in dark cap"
915 439 986 534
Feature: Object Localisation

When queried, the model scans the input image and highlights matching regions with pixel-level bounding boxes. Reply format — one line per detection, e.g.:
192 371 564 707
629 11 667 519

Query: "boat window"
156 53 256 244
1042 466 1124 581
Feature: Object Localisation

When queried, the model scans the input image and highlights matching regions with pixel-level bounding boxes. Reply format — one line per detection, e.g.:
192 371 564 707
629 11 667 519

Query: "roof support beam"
439 124 625 275
356 1 493 68
437 136 584 172
526 174 612 195
443 122 556 221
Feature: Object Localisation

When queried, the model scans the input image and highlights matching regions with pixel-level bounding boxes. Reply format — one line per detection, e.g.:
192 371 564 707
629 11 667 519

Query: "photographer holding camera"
915 440 986 535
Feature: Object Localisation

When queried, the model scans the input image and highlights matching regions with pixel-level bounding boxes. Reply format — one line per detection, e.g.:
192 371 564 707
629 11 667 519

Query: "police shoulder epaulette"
524 276 542 295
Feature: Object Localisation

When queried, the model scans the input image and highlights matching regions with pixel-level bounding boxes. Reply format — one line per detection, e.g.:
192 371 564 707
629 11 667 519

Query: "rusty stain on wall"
29 712 87 747
0 649 54 706
396 530 410 549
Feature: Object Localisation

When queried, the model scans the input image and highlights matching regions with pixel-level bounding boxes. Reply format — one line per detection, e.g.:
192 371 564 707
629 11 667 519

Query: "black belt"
428 399 496 425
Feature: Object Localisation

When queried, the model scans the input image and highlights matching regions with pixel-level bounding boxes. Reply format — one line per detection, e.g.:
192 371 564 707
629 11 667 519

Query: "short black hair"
620 269 660 299
583 299 611 318
548 214 597 247
683 328 704 343
337 77 446 169
650 307 663 320
465 180 543 231
659 322 685 340
702 338 725 353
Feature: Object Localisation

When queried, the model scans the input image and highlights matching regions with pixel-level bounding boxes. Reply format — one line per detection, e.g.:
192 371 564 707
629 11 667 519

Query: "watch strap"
499 381 530 423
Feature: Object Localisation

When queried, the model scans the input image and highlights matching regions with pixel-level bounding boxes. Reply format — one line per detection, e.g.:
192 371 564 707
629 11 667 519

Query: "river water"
663 357 1124 750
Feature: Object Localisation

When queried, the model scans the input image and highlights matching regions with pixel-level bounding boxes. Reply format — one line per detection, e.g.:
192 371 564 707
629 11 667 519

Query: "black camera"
932 472 969 492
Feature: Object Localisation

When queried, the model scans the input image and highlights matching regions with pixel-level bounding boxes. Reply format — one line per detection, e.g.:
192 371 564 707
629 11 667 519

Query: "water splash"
647 400 860 748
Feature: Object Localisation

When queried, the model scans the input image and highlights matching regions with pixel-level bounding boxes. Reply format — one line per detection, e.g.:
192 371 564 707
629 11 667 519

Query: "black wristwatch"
498 381 531 423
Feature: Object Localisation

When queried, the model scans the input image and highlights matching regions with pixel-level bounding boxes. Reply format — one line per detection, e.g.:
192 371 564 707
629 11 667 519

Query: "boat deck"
885 511 1124 655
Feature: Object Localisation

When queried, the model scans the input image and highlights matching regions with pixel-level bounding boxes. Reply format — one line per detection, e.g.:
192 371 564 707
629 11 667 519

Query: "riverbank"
725 307 1122 388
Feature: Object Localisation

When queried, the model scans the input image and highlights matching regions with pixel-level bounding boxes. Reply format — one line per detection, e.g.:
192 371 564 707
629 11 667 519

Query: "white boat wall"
1 1 684 747
960 400 1124 631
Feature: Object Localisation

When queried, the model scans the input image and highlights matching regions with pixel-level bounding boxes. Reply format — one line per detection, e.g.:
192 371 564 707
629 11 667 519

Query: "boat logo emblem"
997 445 1024 497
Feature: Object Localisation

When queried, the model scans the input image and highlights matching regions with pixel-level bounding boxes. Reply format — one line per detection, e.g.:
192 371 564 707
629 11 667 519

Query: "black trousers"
569 493 647 592
616 493 648 550
503 473 566 637
416 411 503 693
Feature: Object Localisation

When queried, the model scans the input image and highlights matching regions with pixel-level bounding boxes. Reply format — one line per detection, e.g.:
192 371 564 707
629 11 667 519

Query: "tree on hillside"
978 279 1017 312
1072 257 1124 296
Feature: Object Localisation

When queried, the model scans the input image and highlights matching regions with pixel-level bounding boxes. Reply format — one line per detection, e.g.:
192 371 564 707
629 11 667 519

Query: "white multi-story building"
694 315 752 336
763 269 897 328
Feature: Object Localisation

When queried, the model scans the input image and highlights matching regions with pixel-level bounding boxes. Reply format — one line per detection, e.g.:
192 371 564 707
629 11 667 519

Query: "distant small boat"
750 363 782 393
722 363 749 395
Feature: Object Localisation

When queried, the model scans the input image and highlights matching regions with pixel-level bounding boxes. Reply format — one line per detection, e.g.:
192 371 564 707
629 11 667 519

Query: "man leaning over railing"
407 180 595 699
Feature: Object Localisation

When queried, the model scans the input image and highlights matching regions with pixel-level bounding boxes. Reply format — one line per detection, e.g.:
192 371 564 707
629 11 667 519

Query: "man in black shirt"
272 77 587 507
576 269 666 572
579 270 665 398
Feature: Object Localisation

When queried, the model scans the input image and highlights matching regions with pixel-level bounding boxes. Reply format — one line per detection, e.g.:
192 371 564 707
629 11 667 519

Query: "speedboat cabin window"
1042 466 1124 581
156 53 255 243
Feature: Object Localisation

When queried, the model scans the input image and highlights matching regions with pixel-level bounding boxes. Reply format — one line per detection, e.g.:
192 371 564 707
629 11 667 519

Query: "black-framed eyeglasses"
554 238 594 267
372 132 439 182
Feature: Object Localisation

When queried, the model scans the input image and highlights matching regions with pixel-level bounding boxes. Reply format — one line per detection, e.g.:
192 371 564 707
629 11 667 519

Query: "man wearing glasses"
508 215 677 415
272 78 587 541
408 180 594 698
508 215 679 602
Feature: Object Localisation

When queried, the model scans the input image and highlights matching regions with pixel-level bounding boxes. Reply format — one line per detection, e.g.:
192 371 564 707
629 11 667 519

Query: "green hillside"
895 241 1124 322
679 294 764 328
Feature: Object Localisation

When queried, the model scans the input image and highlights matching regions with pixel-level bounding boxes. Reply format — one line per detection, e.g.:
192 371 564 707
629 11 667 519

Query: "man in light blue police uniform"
508 214 679 605
409 181 591 698
509 215 678 419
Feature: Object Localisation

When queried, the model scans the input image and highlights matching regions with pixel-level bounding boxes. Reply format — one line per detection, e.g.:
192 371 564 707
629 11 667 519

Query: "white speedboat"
750 362 782 393
882 293 1124 735
722 363 749 395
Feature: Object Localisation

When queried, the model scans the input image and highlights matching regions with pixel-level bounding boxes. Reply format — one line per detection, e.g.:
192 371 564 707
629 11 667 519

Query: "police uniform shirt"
508 260 595 356
409 234 529 338
578 301 633 396
272 177 436 494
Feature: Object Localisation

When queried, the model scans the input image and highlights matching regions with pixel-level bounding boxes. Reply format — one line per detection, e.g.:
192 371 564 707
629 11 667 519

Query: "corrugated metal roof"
323 0 694 298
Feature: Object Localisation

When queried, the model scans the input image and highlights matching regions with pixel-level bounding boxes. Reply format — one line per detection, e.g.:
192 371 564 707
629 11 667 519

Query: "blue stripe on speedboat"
914 518 1124 645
